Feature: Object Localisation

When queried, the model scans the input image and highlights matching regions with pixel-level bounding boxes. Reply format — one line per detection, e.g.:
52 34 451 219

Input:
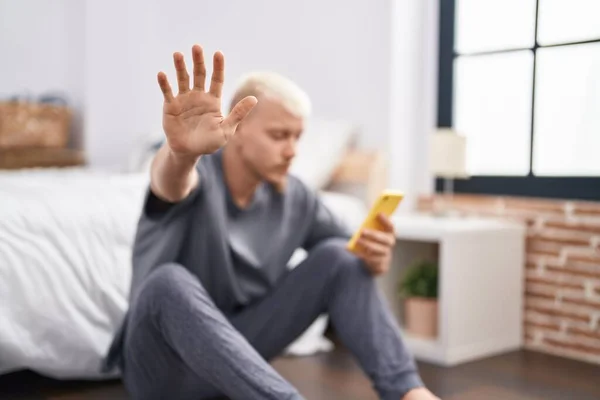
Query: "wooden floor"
2 347 600 400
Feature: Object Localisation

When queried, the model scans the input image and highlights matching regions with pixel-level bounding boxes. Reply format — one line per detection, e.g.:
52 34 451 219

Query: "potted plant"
397 259 439 338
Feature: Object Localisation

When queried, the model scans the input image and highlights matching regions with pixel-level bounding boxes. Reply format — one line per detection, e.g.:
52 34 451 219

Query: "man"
103 44 439 400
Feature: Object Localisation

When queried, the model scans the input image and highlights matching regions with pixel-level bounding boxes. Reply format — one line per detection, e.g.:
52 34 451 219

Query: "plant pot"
404 297 438 338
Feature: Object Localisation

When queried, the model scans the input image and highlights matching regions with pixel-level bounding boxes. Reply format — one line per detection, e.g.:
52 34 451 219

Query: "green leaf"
397 259 439 298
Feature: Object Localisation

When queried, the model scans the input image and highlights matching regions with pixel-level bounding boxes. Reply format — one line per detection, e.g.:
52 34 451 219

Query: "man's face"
233 96 304 187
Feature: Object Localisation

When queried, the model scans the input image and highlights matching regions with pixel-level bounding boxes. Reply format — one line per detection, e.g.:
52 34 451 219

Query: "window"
437 0 600 200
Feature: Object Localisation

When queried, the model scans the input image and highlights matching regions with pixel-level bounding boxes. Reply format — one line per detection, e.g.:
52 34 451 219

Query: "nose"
283 138 296 160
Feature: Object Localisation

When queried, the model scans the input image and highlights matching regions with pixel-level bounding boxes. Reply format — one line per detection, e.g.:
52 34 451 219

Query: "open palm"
157 45 257 157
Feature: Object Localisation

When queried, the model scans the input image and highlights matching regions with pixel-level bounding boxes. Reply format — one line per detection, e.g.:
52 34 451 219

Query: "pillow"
319 191 368 232
127 132 164 173
289 118 358 190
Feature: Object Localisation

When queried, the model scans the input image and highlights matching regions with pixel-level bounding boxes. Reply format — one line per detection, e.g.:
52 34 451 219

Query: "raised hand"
157 45 257 158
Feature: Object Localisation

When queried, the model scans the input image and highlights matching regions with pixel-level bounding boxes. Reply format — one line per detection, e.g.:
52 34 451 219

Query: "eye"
269 130 286 140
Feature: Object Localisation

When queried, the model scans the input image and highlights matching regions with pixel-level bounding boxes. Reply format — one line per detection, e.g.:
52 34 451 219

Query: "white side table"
378 214 526 366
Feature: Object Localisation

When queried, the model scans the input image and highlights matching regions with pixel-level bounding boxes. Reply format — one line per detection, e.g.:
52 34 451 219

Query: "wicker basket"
0 101 72 149
0 148 85 170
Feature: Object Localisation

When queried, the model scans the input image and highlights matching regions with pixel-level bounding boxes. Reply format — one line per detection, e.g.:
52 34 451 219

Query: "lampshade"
429 128 468 178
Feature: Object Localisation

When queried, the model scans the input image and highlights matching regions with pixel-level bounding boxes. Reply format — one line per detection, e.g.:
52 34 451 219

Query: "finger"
377 213 395 233
357 250 386 265
357 238 389 257
222 96 258 132
370 258 388 273
361 229 395 247
209 51 225 97
192 44 206 91
157 72 175 103
173 52 190 94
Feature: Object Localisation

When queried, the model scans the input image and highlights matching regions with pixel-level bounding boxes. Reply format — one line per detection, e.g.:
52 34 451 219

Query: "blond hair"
229 71 312 119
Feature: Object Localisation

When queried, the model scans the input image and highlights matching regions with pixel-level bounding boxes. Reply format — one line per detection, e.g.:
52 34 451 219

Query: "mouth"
276 164 291 173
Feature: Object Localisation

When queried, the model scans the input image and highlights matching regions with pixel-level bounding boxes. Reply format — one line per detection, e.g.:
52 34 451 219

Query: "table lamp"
429 128 468 216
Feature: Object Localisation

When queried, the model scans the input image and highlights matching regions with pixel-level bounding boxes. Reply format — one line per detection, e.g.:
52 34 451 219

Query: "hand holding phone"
347 190 404 253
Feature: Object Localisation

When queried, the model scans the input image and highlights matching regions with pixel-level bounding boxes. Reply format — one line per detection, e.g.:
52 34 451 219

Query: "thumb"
222 96 258 132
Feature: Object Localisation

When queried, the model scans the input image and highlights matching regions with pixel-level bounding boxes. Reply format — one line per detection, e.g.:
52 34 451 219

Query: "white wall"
389 0 439 210
1 0 393 168
0 0 84 146
84 0 160 167
0 0 72 96
0 0 438 205
150 0 392 150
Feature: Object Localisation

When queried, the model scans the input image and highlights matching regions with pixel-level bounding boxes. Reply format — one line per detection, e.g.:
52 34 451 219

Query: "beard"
235 144 288 193
257 166 288 193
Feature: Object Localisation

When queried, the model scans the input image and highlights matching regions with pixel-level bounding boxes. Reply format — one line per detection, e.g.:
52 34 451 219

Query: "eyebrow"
265 125 288 131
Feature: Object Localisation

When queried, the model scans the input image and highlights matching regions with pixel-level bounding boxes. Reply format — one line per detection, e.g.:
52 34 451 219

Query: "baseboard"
445 337 523 366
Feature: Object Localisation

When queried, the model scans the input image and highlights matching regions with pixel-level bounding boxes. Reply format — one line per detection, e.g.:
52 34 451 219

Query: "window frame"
436 0 600 201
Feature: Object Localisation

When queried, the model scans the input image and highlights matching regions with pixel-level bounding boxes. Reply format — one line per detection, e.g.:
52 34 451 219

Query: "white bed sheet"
0 168 148 379
0 168 367 379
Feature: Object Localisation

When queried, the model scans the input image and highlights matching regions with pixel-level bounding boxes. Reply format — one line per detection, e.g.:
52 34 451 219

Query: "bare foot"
402 387 441 400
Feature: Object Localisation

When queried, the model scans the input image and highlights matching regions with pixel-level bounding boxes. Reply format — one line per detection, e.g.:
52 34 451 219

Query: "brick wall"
417 194 600 365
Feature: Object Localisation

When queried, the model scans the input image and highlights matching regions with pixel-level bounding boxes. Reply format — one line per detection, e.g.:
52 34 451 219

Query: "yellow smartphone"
347 190 404 252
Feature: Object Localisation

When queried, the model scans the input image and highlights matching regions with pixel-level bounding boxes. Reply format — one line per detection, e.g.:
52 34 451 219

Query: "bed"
0 121 386 380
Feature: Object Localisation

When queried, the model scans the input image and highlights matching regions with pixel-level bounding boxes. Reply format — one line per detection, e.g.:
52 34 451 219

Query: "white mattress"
0 167 367 379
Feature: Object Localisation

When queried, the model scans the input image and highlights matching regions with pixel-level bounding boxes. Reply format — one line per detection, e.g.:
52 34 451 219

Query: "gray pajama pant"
122 238 423 400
